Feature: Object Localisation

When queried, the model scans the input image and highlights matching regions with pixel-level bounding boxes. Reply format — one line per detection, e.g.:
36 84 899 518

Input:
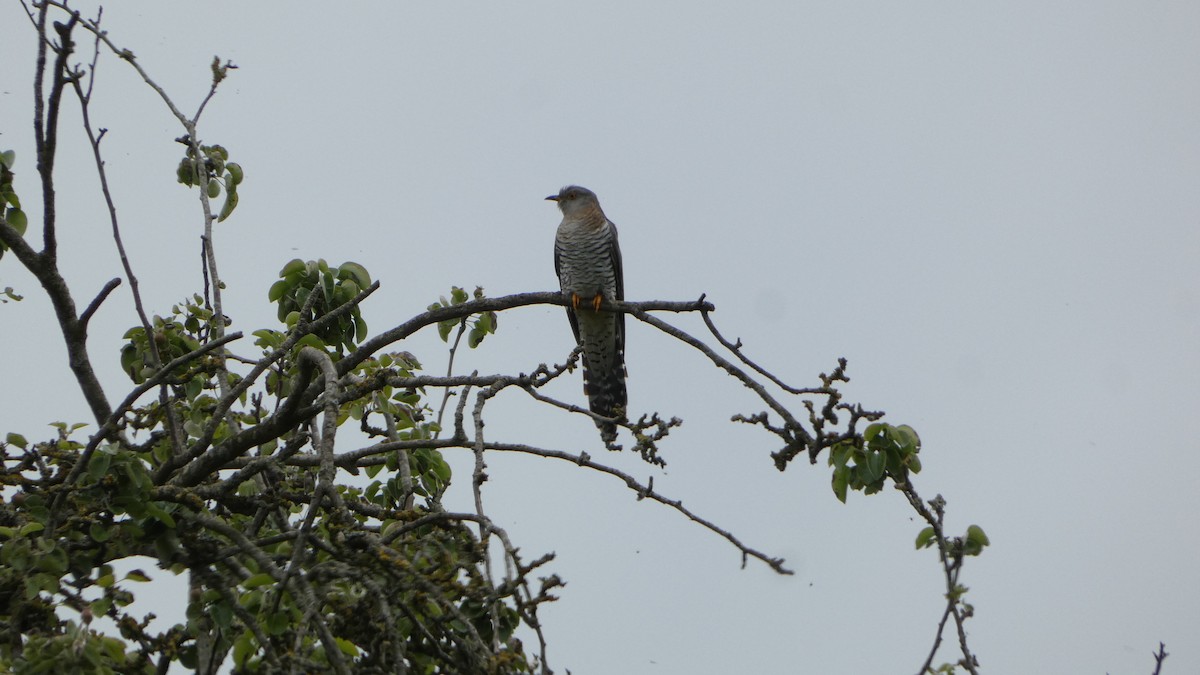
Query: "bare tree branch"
79 277 121 327
1151 643 1169 675
488 442 793 575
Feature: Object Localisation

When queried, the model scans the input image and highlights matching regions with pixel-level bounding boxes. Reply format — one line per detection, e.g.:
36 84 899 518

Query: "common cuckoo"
548 185 627 444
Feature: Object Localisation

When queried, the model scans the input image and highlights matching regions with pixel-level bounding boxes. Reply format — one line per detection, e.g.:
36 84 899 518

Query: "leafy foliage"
1 261 543 672
0 150 26 261
175 139 243 222
828 422 922 503
120 308 203 384
267 259 371 355
428 285 498 349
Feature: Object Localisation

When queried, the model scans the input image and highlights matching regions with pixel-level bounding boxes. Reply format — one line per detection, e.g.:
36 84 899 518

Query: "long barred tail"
578 314 626 445
583 356 627 444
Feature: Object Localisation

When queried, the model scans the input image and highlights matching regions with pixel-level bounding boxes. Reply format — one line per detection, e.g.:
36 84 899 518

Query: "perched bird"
548 185 627 444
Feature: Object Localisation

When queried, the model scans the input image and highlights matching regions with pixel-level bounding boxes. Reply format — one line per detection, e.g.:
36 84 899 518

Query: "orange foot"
571 293 582 311
592 293 603 312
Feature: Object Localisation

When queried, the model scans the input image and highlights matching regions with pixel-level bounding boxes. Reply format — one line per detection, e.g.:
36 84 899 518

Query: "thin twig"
471 374 504 650
701 307 832 395
383 410 414 510
631 307 814 449
70 37 187 459
37 8 79 260
489 441 792 575
43 1 194 127
900 481 981 675
1151 642 1168 675
79 277 120 326
434 318 469 433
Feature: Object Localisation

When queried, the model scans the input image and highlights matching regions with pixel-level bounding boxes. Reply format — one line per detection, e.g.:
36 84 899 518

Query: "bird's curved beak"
545 195 559 202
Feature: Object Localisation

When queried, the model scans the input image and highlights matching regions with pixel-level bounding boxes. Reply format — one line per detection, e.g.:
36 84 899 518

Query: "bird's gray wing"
554 237 582 345
609 221 624 368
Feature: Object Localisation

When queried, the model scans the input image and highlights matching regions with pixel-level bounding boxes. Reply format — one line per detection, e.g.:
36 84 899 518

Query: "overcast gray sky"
2 2 1198 673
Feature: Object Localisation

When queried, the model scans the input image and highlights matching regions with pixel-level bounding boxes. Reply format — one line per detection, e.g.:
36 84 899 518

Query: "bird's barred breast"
556 221 618 298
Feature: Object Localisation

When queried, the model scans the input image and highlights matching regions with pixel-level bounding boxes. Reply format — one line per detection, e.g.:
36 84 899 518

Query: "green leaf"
19 522 44 536
864 423 885 445
964 525 990 556
335 279 360 302
863 450 886 483
120 345 143 383
218 188 239 222
232 630 255 666
894 424 921 454
207 178 221 199
145 502 176 528
478 312 493 333
226 162 244 185
294 333 327 352
338 261 372 289
279 258 306 277
431 455 452 482
908 455 922 474
243 572 275 589
336 637 359 657
829 442 852 468
266 611 289 636
321 270 336 304
125 569 151 582
914 526 936 549
28 571 59 595
6 207 27 232
86 450 112 481
5 432 27 449
884 445 903 474
252 329 283 349
211 599 233 631
0 150 15 169
88 521 112 543
831 467 848 503
177 160 195 186
239 588 263 612
267 280 289 304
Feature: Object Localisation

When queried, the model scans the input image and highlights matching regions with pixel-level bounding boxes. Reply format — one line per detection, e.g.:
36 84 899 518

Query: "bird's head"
546 185 602 218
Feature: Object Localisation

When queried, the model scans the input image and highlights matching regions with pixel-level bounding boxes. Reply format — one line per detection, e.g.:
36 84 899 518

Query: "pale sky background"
2 2 1198 673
